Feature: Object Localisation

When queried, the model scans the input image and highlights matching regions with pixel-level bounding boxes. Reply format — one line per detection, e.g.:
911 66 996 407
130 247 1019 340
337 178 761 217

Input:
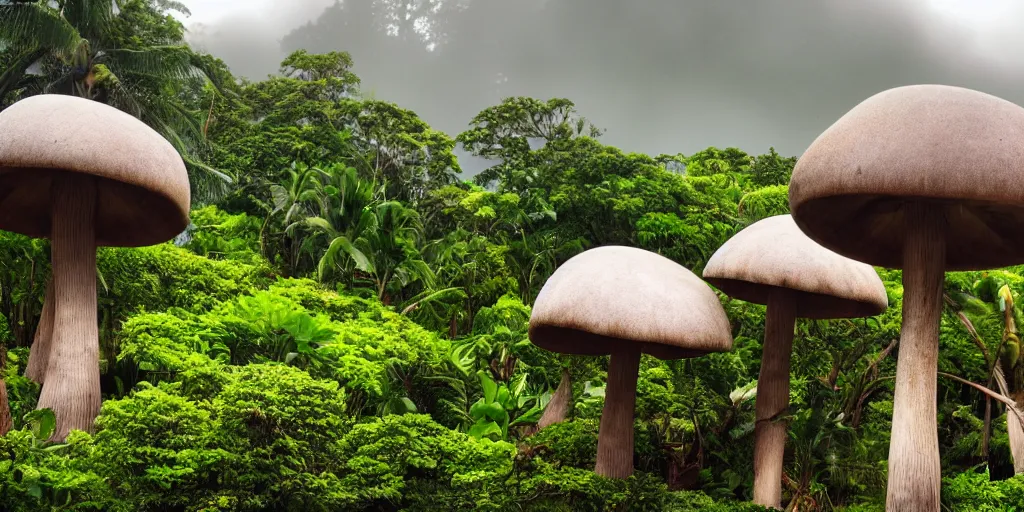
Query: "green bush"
941 471 1024 511
737 185 788 223
185 205 264 263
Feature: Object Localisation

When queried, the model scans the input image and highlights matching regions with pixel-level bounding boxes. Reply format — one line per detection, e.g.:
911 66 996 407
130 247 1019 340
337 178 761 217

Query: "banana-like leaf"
318 235 374 281
467 420 502 440
398 286 466 315
302 216 333 233
269 184 289 213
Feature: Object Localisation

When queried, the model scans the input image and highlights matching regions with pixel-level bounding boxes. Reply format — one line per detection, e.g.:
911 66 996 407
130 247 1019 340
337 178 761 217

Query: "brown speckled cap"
789 84 1024 270
529 245 733 360
703 214 888 319
0 94 191 247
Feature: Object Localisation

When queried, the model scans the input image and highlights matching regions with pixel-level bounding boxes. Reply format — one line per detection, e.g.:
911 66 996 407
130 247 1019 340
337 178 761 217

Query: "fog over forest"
183 0 1024 170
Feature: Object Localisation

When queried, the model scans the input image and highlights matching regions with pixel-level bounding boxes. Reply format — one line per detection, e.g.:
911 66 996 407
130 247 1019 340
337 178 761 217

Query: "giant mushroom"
528 245 733 478
788 84 1024 511
0 94 191 440
702 214 888 509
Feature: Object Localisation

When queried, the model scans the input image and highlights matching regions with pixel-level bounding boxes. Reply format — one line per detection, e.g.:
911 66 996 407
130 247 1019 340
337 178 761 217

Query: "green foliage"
738 185 790 223
97 243 271 317
91 383 234 510
336 413 514 509
748 147 797 188
1 17 1017 510
185 206 263 263
941 472 1024 511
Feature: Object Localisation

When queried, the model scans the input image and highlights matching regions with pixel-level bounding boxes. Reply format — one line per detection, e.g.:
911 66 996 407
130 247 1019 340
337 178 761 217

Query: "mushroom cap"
702 215 888 319
789 84 1024 270
528 245 733 360
0 94 191 247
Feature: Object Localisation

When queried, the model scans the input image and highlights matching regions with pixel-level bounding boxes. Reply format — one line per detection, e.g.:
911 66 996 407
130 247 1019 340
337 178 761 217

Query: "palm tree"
352 201 435 304
0 0 233 201
282 164 434 304
262 162 323 275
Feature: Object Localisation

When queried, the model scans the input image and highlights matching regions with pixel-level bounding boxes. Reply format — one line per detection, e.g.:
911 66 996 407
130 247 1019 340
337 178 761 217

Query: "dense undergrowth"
3 1 1024 510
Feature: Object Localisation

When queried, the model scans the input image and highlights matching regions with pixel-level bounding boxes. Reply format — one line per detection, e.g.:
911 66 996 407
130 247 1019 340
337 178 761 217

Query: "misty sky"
176 0 1024 167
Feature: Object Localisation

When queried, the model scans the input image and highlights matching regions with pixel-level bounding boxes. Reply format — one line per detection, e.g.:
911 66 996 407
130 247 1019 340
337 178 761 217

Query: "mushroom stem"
595 349 641 478
35 174 100 442
753 287 797 509
25 276 55 384
886 202 945 512
538 368 573 430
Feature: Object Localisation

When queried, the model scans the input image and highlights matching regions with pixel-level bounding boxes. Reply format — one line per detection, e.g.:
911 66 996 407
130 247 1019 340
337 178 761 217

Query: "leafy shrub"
91 382 234 511
184 205 263 263
337 414 515 510
737 185 788 223
941 471 1024 511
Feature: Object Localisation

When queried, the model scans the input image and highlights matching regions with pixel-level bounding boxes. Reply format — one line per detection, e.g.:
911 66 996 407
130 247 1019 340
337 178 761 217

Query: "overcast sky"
174 0 1024 166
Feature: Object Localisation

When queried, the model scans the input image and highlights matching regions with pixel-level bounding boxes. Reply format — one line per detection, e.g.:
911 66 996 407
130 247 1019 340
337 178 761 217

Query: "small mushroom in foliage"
788 84 1024 511
529 245 733 478
0 94 190 440
703 214 888 509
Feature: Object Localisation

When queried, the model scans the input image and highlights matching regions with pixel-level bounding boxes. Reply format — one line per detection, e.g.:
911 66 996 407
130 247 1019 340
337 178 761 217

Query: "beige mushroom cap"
528 246 733 360
789 84 1024 270
0 94 191 247
703 215 888 319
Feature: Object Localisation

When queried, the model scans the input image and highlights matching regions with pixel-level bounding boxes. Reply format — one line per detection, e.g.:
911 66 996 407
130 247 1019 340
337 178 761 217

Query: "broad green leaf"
477 370 498 403
24 409 56 441
510 406 544 426
467 420 503 440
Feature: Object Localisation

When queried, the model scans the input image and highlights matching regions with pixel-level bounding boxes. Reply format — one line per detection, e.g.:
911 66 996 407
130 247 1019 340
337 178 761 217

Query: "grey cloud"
182 0 1024 170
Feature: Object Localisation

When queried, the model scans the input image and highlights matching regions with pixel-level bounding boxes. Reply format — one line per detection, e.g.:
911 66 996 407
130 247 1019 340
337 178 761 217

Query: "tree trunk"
35 174 100 442
25 277 54 383
753 287 797 509
594 349 641 478
886 203 945 512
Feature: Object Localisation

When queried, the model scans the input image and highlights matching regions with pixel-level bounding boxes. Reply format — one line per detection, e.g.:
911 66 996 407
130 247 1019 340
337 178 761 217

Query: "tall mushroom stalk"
788 84 1024 511
0 94 191 441
37 174 102 441
595 349 642 478
25 276 55 383
528 246 734 479
528 367 573 436
887 203 945 507
703 214 888 509
753 288 797 506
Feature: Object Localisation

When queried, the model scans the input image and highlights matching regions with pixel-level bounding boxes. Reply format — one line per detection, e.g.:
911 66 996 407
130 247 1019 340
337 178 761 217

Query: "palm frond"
399 287 466 315
152 0 190 16
0 3 81 57
319 235 373 281
106 81 233 205
60 0 115 41
187 52 233 97
102 45 200 82
940 372 1024 427
181 154 233 204
0 46 47 103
